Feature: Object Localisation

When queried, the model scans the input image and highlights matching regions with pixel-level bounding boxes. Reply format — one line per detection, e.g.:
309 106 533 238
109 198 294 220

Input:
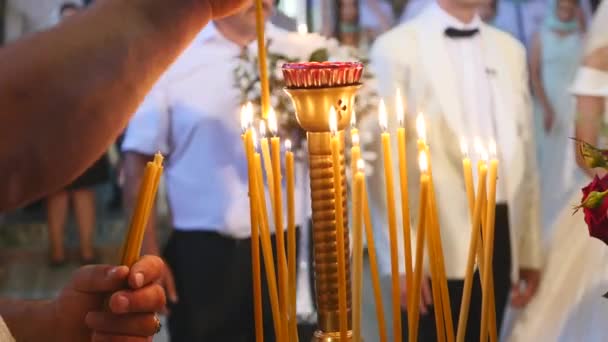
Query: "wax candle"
259 120 275 203
351 132 361 179
396 89 413 328
285 139 298 342
480 140 499 342
268 109 289 337
254 0 270 118
254 152 283 341
241 106 263 342
410 152 430 342
330 107 348 341
456 158 487 342
353 159 365 342
379 99 403 342
461 138 475 218
362 180 388 342
121 152 163 267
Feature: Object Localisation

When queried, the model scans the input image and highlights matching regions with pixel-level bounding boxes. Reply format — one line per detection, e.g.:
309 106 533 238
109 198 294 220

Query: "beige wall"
5 0 82 42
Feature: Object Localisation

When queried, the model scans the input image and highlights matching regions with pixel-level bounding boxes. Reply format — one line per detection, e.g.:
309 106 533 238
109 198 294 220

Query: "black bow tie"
444 27 479 38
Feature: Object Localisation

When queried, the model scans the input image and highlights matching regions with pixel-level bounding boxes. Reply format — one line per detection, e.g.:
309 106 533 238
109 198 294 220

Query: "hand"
510 268 541 308
205 0 250 19
400 275 433 315
584 46 608 72
543 106 556 133
159 262 179 314
52 255 166 342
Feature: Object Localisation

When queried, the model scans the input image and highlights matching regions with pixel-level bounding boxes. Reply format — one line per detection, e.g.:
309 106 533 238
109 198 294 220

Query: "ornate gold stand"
285 85 360 342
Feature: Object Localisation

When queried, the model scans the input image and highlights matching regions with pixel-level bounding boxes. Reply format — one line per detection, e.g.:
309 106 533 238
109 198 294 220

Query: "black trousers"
402 204 512 342
163 230 293 342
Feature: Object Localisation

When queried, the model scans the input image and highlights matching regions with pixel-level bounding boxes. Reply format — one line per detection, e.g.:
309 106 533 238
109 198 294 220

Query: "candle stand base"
312 330 353 342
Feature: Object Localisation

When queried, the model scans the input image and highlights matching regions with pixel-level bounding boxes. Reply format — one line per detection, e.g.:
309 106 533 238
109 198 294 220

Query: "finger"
71 265 129 293
109 284 166 314
86 312 159 337
164 269 179 303
420 295 427 315
422 278 433 306
91 332 152 342
128 255 165 289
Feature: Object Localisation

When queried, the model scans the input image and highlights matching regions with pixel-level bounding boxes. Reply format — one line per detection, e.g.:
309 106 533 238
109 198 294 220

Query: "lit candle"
410 152 430 342
241 105 264 342
352 159 365 342
259 120 275 204
461 138 475 218
253 148 284 341
351 110 359 138
351 132 361 179
330 107 349 341
362 178 389 342
379 99 403 342
254 0 270 118
285 139 299 342
121 152 163 267
297 23 308 35
396 89 413 329
480 140 499 342
268 108 289 337
456 149 487 342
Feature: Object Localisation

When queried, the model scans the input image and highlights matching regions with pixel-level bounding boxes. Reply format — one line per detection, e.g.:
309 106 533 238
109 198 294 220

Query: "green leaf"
309 48 330 62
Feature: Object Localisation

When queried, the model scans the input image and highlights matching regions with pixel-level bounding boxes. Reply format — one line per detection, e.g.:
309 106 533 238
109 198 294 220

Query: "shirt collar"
429 2 482 31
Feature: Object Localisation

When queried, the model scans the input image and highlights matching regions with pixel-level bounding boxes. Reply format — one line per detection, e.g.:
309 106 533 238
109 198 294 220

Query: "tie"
444 27 479 38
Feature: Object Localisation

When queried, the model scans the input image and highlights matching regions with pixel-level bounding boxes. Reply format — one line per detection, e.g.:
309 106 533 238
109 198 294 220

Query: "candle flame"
246 102 254 127
378 99 388 131
285 139 292 151
357 159 365 172
416 112 427 142
259 120 267 137
474 136 483 156
297 23 308 35
329 106 338 134
352 132 360 146
489 139 497 158
268 107 278 136
460 137 469 158
351 110 357 128
252 128 259 150
396 88 405 127
240 105 248 133
481 147 489 162
419 151 428 173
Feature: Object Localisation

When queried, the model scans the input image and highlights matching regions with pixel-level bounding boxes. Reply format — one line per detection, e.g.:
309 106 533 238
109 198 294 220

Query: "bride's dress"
507 67 608 341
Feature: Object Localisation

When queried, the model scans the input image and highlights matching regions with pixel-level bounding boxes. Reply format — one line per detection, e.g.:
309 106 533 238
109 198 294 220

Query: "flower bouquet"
234 31 378 148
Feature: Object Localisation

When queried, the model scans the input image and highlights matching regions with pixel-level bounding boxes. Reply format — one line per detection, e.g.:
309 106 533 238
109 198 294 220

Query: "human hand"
52 255 166 342
584 46 608 72
400 275 433 315
543 105 556 132
510 268 541 308
159 261 178 314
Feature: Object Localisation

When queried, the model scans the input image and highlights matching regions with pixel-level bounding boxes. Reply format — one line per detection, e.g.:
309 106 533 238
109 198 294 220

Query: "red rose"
581 174 608 245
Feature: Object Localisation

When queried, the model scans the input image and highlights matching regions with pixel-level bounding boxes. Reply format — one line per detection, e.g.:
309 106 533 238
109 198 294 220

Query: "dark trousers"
402 204 512 341
164 230 293 342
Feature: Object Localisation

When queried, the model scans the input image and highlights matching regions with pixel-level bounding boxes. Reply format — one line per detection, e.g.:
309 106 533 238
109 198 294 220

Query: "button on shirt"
431 3 507 202
122 23 303 238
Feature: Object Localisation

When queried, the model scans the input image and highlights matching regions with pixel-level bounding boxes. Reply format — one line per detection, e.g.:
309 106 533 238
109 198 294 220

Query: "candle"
351 110 359 137
253 151 283 341
379 99 403 342
268 108 289 337
297 23 308 35
396 89 414 329
410 152 430 342
254 0 270 118
456 154 487 342
285 139 298 342
121 152 163 267
362 180 389 342
461 138 475 218
351 132 361 178
480 140 499 342
353 159 365 342
259 120 275 202
241 105 263 342
330 107 349 341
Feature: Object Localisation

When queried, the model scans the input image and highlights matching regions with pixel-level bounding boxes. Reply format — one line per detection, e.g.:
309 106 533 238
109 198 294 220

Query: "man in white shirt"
122 0 308 340
370 0 542 339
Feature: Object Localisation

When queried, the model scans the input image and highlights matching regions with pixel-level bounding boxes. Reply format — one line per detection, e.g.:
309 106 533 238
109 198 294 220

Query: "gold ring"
153 315 162 334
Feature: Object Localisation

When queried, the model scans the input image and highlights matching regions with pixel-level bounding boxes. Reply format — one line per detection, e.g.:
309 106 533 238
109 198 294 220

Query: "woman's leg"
71 188 97 262
46 191 69 263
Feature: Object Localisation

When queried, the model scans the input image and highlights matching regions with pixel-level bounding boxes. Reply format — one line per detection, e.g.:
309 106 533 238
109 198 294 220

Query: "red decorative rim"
282 62 364 89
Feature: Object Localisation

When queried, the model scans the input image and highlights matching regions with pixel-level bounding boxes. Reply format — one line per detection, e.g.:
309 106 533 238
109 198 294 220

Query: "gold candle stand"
285 84 360 342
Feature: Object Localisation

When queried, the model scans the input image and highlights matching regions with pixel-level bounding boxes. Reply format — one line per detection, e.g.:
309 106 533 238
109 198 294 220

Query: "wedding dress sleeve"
0 317 15 342
571 67 608 97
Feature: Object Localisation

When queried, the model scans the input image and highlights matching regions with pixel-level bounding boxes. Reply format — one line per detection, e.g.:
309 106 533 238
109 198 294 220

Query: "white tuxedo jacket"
366 7 542 281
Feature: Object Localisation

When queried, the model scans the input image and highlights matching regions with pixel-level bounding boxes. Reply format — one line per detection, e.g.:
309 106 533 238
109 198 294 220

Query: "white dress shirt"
431 4 507 202
122 23 304 238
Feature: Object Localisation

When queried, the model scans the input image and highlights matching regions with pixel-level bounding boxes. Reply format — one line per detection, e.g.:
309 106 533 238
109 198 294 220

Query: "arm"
529 32 555 132
0 0 246 211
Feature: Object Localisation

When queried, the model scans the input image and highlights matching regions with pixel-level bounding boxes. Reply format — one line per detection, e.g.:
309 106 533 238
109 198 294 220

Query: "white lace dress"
507 67 608 342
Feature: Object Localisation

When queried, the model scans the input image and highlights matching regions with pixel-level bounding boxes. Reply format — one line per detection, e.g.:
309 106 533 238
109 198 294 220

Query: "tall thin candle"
352 160 365 342
285 139 298 342
254 0 270 118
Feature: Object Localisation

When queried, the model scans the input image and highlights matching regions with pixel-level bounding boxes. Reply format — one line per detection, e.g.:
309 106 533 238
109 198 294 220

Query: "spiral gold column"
284 80 361 341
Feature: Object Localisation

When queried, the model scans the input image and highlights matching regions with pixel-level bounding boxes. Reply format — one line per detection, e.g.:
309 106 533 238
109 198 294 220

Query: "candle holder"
283 62 363 342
